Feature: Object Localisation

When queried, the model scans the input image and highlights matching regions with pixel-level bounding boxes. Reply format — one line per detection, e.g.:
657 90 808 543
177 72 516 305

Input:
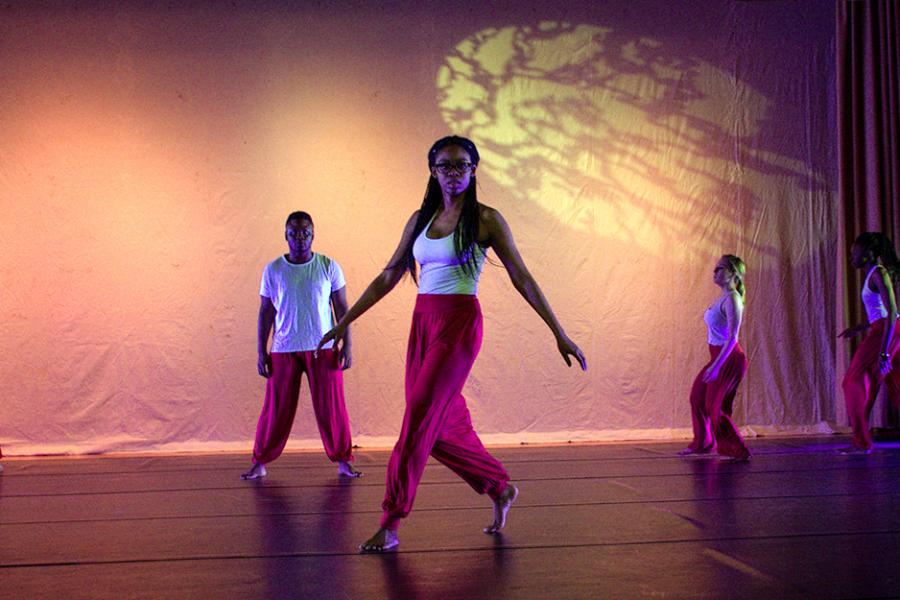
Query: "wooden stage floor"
1 435 899 599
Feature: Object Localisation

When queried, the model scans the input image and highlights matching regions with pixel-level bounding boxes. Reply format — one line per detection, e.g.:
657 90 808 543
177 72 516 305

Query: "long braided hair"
392 136 482 283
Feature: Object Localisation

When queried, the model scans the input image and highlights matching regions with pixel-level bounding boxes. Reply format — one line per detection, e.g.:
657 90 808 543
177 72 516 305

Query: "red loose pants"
842 318 900 450
380 294 510 531
687 343 750 459
251 349 354 464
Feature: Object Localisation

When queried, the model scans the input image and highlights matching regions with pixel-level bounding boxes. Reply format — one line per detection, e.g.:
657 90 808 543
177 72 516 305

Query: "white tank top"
412 212 487 295
704 291 741 346
862 265 889 323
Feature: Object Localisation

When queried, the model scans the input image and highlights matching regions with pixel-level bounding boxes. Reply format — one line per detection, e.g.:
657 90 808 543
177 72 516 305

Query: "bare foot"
484 484 518 534
678 445 714 456
724 447 752 461
338 461 363 478
837 445 873 455
240 462 267 480
359 528 399 553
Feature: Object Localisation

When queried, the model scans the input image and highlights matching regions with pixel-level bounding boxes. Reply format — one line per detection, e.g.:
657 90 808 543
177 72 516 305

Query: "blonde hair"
722 254 746 298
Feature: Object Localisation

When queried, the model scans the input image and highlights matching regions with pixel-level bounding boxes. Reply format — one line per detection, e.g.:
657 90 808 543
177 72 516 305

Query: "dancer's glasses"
434 161 474 175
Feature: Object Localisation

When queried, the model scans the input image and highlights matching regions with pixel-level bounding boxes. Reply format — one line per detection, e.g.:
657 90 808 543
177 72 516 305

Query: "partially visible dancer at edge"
317 135 587 553
241 211 361 480
838 232 900 454
679 254 751 461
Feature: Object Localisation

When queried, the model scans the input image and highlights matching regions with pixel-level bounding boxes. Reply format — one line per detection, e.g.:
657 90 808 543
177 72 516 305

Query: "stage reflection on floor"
1 436 899 599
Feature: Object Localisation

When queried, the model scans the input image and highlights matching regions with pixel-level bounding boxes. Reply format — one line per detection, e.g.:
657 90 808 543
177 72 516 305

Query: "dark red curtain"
837 0 900 426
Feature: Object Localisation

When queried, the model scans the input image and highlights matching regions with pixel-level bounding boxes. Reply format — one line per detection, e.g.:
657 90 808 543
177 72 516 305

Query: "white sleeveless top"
704 291 741 346
412 212 487 295
862 265 889 323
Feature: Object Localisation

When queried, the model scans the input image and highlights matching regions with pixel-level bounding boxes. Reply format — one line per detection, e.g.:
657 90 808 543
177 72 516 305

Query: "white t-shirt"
260 253 346 352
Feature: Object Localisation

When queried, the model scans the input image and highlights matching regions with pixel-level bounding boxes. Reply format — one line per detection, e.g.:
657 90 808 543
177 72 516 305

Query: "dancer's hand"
316 324 346 356
880 354 893 376
339 342 353 370
257 351 272 378
557 335 587 371
838 324 869 339
702 363 721 382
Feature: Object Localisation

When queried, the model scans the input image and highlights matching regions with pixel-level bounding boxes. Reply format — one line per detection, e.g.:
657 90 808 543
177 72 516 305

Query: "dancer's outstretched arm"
482 206 587 370
872 265 899 374
317 211 420 352
838 323 870 339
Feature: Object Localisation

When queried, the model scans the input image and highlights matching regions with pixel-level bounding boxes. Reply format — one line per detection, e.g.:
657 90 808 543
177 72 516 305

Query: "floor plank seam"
5 448 894 477
3 528 900 570
3 489 898 526
5 464 900 499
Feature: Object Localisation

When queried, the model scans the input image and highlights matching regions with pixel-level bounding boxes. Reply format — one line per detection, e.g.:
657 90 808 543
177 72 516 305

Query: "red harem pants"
842 318 900 450
251 349 353 464
380 294 510 531
688 343 750 459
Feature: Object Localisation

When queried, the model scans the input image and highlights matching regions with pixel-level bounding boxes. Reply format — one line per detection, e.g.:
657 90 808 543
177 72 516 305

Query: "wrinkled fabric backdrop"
0 0 838 455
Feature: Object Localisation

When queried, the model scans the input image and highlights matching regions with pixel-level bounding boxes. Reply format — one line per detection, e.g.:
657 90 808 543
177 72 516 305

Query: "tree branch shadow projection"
436 22 828 264
432 22 836 432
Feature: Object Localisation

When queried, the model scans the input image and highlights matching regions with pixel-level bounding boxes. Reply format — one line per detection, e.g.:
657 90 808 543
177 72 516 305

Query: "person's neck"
720 282 737 294
286 250 313 264
441 192 466 212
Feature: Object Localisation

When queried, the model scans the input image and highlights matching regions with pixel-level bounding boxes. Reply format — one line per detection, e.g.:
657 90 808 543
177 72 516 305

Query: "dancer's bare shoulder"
477 203 508 245
477 203 501 224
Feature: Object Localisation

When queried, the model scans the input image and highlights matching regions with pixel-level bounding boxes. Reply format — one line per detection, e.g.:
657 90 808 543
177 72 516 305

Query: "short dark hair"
285 211 313 227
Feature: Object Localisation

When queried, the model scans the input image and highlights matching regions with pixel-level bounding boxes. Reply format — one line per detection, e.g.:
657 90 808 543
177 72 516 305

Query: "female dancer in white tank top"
839 232 900 453
679 254 751 460
318 136 587 552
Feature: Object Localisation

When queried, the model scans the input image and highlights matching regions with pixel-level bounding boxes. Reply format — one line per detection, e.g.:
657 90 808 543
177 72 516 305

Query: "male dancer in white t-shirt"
241 211 361 479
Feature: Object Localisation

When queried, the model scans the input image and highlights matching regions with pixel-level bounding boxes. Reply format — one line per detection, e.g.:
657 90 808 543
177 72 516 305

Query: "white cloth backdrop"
0 0 838 455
